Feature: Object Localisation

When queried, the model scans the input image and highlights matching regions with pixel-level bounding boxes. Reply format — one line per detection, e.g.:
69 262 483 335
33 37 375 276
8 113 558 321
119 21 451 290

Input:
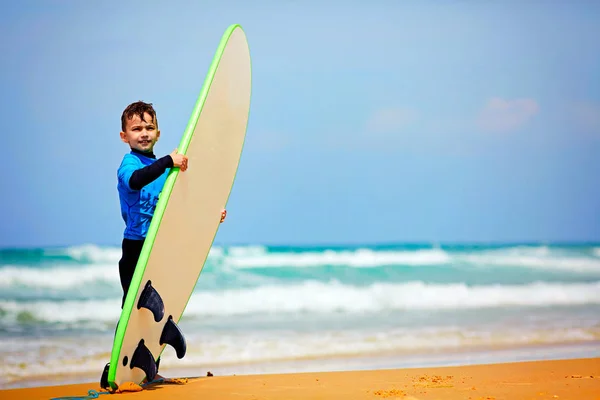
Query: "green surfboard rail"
107 23 251 390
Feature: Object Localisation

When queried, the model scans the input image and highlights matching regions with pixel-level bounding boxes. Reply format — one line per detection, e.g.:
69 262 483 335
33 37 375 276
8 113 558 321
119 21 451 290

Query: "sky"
1 0 599 248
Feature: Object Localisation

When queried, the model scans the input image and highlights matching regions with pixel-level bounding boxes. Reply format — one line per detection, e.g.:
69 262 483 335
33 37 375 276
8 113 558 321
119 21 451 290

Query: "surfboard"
105 24 252 390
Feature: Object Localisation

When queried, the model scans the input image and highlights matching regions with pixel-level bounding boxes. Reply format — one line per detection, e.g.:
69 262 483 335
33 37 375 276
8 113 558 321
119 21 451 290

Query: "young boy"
102 101 226 386
117 100 226 308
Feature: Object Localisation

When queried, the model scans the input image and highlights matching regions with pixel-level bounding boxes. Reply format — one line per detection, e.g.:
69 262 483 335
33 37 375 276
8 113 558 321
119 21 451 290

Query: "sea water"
1 242 599 388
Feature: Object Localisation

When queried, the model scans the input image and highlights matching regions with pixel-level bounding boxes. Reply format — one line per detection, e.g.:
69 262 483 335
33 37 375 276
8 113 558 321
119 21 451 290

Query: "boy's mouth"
139 140 150 146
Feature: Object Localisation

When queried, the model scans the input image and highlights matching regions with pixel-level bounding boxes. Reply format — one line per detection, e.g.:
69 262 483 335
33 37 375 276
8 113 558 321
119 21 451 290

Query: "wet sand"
1 357 598 400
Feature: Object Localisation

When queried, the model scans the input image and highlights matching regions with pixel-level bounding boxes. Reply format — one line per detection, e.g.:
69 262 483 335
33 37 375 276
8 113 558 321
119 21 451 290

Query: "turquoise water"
1 242 599 387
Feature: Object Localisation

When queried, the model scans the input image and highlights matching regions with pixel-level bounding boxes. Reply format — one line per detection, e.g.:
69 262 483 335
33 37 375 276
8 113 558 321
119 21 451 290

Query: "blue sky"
1 1 599 247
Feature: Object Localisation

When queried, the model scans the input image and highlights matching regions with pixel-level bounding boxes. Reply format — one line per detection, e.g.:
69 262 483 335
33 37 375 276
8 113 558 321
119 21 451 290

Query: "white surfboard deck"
108 24 251 388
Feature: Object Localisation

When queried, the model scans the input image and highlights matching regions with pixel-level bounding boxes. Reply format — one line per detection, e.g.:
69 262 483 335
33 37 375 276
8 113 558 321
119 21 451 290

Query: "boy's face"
120 112 161 153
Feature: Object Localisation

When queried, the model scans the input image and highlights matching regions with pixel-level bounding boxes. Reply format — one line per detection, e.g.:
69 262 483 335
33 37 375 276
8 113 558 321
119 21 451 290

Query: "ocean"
1 242 599 389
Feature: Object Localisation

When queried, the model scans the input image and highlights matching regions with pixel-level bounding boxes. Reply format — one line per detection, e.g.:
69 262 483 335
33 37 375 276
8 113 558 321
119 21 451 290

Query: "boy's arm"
119 155 174 191
129 155 174 190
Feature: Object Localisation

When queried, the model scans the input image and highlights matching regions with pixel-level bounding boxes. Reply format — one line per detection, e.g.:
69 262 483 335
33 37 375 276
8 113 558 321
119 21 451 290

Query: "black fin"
130 339 157 381
160 315 187 359
100 362 110 389
136 280 165 322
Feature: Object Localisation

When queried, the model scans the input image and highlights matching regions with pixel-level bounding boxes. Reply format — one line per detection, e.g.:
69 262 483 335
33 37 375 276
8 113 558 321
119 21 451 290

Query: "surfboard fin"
137 280 165 322
130 339 158 382
160 315 187 359
100 362 110 389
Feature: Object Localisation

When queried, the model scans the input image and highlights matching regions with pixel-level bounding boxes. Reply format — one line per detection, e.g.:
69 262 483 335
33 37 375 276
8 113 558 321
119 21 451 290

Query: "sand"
1 358 598 400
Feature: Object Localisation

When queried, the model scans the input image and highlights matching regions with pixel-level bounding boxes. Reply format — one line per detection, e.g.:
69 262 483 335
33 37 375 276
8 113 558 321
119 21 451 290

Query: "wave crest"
1 280 599 324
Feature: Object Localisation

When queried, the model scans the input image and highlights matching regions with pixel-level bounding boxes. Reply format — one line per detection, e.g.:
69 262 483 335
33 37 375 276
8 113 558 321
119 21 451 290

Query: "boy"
101 101 226 387
117 100 226 308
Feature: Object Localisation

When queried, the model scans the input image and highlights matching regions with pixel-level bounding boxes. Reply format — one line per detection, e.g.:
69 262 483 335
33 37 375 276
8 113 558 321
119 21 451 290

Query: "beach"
2 357 599 400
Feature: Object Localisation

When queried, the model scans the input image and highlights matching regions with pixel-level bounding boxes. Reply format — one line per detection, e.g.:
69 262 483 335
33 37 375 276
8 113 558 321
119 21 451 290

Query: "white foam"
181 280 600 316
227 245 269 257
226 248 452 268
3 245 600 294
221 245 600 272
0 298 120 324
459 250 600 273
0 264 118 289
56 244 121 264
2 280 599 324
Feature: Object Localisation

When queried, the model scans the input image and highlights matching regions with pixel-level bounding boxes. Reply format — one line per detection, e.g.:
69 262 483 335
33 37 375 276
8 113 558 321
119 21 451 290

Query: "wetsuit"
117 148 172 308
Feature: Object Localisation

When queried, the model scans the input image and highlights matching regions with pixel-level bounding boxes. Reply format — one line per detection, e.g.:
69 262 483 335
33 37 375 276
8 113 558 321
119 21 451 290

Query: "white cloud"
366 107 418 134
476 97 539 133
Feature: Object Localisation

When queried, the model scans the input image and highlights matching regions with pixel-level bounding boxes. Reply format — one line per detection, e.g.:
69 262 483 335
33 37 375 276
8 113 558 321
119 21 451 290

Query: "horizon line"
1 239 600 251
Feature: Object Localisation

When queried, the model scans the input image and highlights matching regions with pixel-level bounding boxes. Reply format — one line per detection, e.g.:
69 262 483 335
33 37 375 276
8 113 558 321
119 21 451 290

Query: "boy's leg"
118 238 163 380
119 238 145 308
102 238 151 388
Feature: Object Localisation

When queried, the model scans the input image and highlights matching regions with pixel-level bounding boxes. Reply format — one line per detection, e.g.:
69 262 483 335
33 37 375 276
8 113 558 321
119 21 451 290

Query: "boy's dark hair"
121 101 158 131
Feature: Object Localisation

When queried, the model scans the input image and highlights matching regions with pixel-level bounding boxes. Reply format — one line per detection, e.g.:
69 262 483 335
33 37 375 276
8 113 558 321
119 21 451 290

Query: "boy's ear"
120 131 128 143
156 129 161 140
